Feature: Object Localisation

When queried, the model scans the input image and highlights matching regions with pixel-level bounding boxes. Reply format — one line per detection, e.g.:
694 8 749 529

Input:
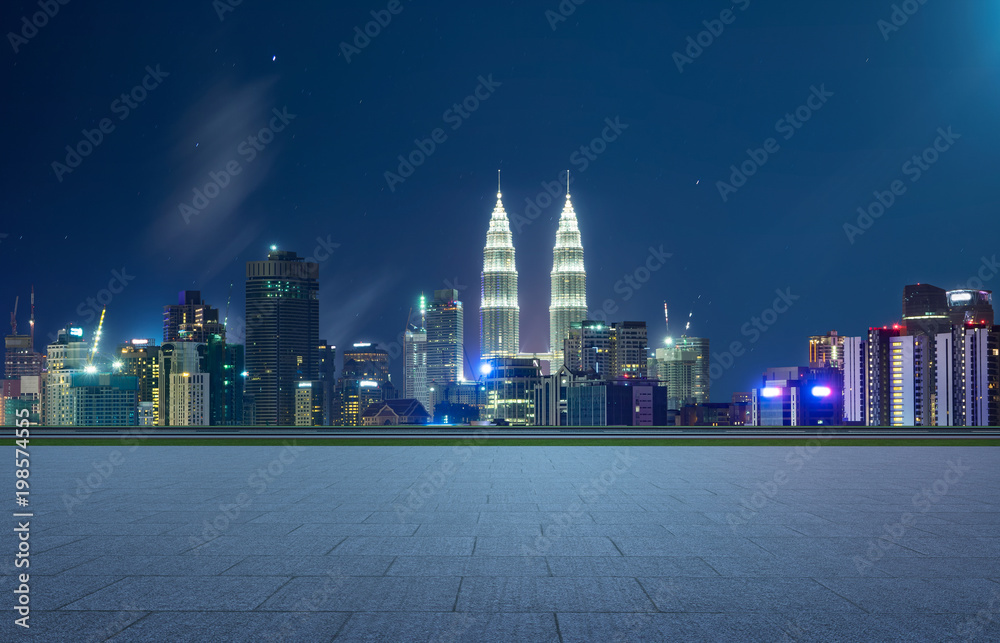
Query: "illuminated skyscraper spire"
549 171 587 364
480 171 520 362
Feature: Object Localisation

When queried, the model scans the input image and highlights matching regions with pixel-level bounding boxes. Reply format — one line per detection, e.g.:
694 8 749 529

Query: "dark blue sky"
3 0 1000 398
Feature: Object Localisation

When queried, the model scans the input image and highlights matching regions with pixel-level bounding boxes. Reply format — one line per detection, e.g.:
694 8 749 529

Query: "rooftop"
12 443 1000 641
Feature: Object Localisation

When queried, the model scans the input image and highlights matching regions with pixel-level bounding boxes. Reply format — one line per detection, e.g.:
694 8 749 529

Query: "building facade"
4 335 43 381
480 188 520 362
159 341 207 426
610 322 648 380
565 380 668 426
866 326 902 426
168 372 209 426
843 336 867 424
43 328 90 426
65 373 139 426
294 381 326 427
404 296 430 413
947 289 994 327
163 291 225 343
360 399 430 426
889 334 932 427
427 289 464 386
751 367 842 427
650 336 710 410
117 339 160 424
342 343 391 385
483 357 540 426
902 284 951 337
563 321 611 376
245 249 319 426
809 331 845 369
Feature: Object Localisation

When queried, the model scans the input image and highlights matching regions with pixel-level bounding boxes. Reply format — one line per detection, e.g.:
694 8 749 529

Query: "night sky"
4 1 1000 399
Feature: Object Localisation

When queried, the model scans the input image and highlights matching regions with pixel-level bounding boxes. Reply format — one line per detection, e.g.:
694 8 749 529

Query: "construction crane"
10 296 17 335
87 306 106 370
223 281 234 333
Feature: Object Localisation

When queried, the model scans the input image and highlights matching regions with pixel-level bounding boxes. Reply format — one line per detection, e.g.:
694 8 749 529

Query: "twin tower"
480 173 587 365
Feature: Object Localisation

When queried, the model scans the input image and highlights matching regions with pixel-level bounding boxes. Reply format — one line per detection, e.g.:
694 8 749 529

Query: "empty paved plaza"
4 443 1000 641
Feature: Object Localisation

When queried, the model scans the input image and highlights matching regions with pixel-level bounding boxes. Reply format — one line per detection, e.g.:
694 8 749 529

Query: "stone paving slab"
1 444 998 641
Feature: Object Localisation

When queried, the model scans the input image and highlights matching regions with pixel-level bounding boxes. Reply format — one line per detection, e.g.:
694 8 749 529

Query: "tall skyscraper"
427 289 464 386
953 323 1000 426
245 248 319 426
549 184 587 364
480 183 519 362
206 334 244 426
890 334 933 426
843 336 867 424
404 295 430 413
564 320 612 375
163 291 225 343
4 336 43 381
934 332 954 426
43 327 90 426
651 336 710 409
866 325 902 426
317 340 336 425
118 339 160 424
609 321 648 380
159 341 207 426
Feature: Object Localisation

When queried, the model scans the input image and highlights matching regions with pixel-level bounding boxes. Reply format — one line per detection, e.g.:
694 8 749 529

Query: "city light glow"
761 387 781 398
811 386 832 397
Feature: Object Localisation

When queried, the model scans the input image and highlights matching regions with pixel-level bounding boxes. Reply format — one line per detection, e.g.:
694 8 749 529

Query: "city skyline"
8 237 996 412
